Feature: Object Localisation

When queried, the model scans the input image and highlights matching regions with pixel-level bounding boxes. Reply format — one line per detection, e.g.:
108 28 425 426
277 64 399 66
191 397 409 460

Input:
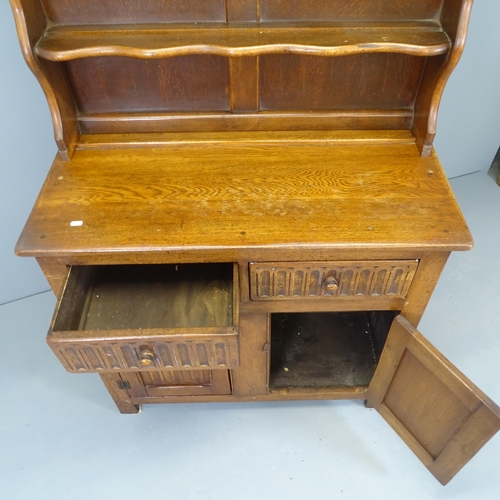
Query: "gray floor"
1 172 499 500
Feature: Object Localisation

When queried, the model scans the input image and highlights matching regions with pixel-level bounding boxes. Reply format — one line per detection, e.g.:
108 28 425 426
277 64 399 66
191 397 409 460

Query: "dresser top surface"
16 133 473 260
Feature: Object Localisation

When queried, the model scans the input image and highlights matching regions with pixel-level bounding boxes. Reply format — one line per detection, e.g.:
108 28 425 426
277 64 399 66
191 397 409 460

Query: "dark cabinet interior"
270 311 397 390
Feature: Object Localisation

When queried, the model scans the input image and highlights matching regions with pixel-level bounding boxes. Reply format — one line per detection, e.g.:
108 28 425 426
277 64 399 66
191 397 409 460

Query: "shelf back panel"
68 53 424 132
40 0 227 24
260 0 445 22
64 55 230 114
260 54 426 111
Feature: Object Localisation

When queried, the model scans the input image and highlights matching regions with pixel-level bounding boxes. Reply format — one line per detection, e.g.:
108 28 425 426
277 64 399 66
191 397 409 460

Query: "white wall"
435 0 500 177
0 2 55 304
1 1 499 303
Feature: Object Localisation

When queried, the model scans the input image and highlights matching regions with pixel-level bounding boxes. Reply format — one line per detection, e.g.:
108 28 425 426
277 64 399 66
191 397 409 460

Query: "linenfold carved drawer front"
47 263 239 373
250 261 418 300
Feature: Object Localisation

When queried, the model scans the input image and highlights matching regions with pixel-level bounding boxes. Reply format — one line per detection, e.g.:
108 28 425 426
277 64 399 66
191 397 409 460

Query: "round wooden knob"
324 276 338 291
139 346 155 366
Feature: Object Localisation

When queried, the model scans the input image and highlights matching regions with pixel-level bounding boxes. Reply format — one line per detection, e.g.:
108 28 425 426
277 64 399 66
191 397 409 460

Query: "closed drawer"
48 263 239 373
249 261 418 300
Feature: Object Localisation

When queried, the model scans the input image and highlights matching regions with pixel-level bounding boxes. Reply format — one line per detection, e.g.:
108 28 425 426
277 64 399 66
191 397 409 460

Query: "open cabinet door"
366 315 500 485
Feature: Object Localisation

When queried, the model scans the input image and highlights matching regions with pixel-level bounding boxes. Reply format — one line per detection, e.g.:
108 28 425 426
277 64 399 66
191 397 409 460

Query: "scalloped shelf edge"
36 41 451 60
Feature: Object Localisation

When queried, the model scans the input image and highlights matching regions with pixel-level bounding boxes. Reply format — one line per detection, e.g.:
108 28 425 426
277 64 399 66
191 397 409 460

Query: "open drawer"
47 263 239 373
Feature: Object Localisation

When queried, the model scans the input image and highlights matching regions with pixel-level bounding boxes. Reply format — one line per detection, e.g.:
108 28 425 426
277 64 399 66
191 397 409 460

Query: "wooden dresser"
11 0 500 484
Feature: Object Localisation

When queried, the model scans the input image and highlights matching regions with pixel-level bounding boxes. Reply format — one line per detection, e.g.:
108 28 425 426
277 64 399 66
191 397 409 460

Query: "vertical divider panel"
232 312 269 396
227 1 260 113
229 57 260 113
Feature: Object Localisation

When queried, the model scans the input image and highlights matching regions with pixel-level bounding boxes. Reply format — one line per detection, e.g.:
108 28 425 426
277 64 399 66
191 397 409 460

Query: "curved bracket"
10 0 79 160
412 0 474 156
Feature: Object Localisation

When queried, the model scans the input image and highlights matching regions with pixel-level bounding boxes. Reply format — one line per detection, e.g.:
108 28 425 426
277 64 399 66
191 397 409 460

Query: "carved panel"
250 260 418 300
48 335 239 373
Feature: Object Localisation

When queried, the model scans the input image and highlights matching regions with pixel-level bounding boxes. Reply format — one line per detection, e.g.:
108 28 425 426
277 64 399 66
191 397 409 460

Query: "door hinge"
117 380 131 390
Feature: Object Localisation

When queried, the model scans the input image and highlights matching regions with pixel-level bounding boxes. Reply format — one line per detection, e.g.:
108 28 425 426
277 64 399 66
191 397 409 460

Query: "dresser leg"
99 373 140 414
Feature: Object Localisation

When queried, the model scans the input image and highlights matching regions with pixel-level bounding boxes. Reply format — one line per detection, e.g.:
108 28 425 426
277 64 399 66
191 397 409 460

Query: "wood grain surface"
40 0 227 24
260 0 444 22
77 130 417 149
259 53 426 111
16 141 472 260
64 55 230 115
78 111 414 135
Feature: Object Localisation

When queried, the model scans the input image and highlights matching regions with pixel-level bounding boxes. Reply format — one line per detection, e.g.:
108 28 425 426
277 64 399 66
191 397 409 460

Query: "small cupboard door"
366 316 500 485
124 369 232 399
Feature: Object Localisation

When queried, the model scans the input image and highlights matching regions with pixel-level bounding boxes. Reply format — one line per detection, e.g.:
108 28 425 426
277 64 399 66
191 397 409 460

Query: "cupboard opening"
269 311 398 391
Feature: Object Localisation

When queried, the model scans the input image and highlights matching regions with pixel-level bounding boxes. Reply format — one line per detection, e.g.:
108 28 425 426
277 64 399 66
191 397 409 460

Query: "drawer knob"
138 346 155 366
323 276 339 294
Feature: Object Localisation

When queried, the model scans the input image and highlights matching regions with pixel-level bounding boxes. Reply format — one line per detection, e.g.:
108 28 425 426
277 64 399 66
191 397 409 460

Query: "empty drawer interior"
54 263 236 332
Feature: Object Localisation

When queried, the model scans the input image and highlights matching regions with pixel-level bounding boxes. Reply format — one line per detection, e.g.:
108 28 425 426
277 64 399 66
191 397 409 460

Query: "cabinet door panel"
366 316 500 485
126 369 231 398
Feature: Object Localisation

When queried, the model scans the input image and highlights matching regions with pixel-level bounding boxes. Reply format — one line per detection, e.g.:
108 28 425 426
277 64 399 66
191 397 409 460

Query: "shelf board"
36 22 451 60
76 130 417 150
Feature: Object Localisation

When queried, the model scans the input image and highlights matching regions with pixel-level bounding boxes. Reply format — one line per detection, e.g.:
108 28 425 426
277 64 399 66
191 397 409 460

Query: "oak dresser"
10 0 500 484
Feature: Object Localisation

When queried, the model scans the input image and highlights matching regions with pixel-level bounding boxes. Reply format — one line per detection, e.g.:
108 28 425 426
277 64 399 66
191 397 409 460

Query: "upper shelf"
35 22 451 60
